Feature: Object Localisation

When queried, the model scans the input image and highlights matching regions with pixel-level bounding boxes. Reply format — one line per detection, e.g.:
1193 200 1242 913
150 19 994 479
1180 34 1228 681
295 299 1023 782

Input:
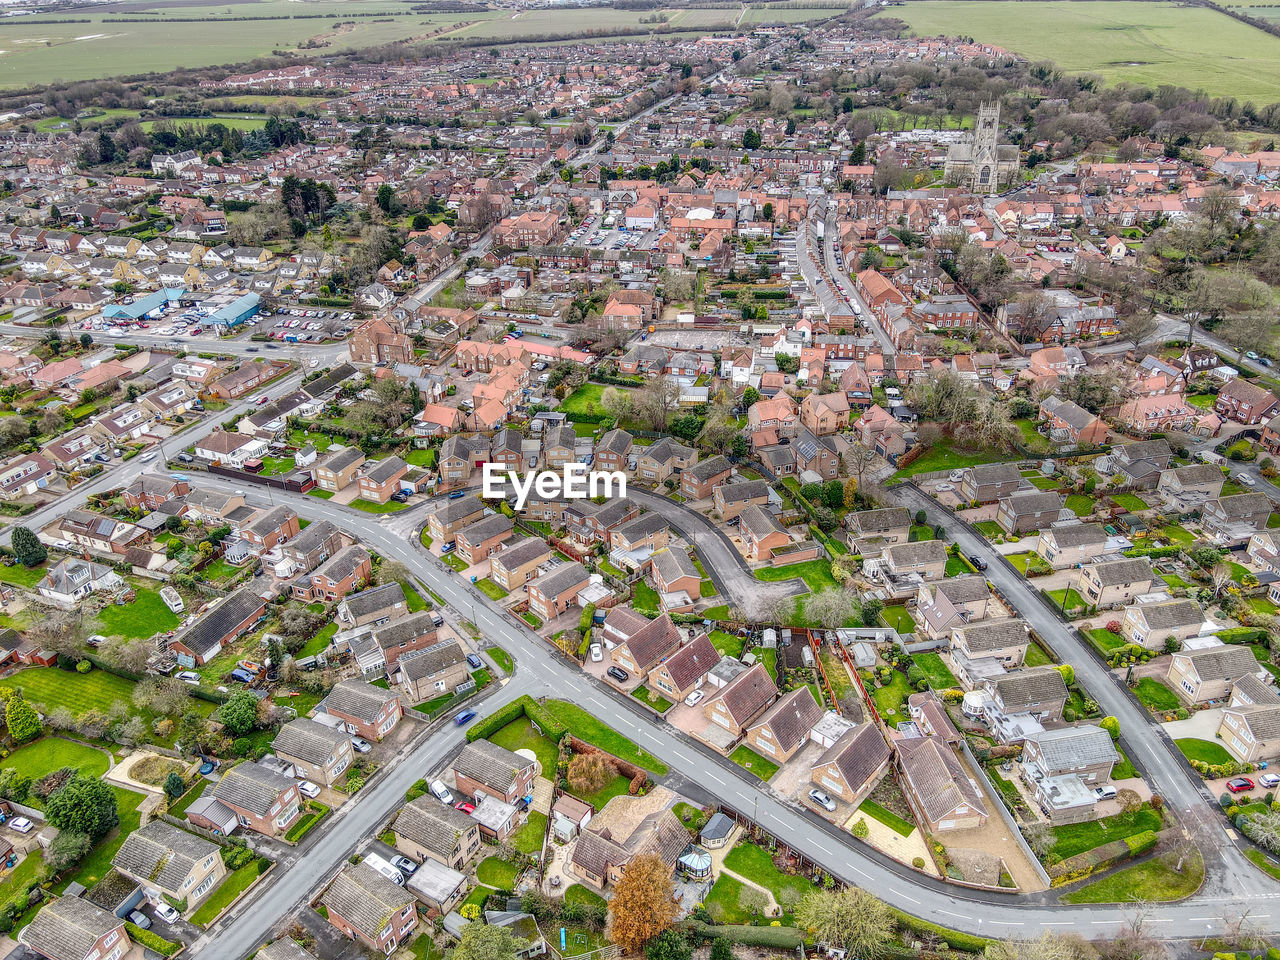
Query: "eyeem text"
482 462 627 509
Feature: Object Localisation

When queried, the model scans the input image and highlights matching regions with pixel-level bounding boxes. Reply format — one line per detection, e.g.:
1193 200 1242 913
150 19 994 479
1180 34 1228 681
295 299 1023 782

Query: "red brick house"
679 455 732 500
322 862 417 953
239 505 300 554
293 545 371 602
357 456 408 504
452 739 538 804
455 513 515 565
208 760 301 838
19 894 133 960
1216 378 1280 425
527 562 589 620
325 678 403 741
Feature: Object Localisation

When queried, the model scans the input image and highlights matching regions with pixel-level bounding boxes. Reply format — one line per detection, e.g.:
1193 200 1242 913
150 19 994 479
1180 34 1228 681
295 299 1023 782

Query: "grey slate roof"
19 896 123 960
849 506 909 535
322 862 413 939
371 610 437 651
1043 523 1106 548
1180 644 1258 679
258 938 317 960
453 739 535 794
1087 557 1155 587
341 582 406 620
399 640 465 681
395 795 477 856
457 512 514 545
112 820 219 892
492 537 552 570
1026 725 1118 770
1131 598 1202 631
213 760 294 816
956 618 1028 653
273 717 350 766
327 678 399 723
989 666 1068 710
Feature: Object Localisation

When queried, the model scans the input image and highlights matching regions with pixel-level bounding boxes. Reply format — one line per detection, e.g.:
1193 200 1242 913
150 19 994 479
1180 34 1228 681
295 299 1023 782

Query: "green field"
139 115 269 132
890 1 1280 101
95 586 181 639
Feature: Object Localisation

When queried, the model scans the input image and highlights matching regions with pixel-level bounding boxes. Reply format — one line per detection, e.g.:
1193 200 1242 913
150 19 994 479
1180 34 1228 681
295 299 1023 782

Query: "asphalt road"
172 479 1280 955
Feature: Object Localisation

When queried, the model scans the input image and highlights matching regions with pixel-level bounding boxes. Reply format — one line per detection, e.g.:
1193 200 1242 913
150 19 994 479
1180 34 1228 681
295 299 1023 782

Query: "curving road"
163 477 1280 957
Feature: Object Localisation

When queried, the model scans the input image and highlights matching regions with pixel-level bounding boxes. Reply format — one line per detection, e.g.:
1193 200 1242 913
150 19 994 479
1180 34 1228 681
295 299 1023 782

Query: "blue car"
454 710 476 726
229 668 255 683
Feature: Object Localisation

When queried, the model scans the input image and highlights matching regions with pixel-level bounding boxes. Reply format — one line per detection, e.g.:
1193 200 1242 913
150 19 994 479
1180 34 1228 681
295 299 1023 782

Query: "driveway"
626 489 806 619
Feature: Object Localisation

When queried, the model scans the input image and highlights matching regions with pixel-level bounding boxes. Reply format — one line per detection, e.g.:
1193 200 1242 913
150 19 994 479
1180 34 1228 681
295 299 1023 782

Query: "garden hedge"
125 923 181 956
889 909 990 952
465 695 567 744
1218 628 1268 644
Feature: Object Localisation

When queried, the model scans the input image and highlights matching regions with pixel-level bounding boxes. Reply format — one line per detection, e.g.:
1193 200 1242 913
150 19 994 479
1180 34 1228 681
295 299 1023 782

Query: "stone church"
944 102 1019 194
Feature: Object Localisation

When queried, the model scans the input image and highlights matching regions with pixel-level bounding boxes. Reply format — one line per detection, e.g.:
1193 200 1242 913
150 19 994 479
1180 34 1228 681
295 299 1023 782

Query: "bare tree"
844 442 879 493
1211 560 1234 598
1120 311 1159 356
636 377 679 432
803 588 858 630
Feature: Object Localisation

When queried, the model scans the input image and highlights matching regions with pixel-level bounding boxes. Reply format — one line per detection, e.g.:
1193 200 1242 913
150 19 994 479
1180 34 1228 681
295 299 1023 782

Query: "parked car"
351 736 372 754
454 710 476 726
154 903 181 924
934 483 954 493
430 780 454 804
808 789 837 812
466 653 483 670
454 800 476 813
229 668 255 683
1262 773 1280 789
85 634 106 647
967 554 988 571
1228 777 1256 793
1239 473 1257 486
590 643 603 663
684 690 704 707
177 670 200 685
298 780 321 799
1093 784 1117 801
128 911 152 930
390 855 419 876
607 666 629 683
10 818 33 833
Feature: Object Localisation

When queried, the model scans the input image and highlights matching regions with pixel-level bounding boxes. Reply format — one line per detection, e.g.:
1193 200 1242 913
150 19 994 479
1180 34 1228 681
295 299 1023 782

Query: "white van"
430 779 454 805
362 853 405 886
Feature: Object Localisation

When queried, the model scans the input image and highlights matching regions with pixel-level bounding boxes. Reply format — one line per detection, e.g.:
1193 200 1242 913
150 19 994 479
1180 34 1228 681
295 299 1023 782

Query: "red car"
454 800 476 813
1227 777 1256 793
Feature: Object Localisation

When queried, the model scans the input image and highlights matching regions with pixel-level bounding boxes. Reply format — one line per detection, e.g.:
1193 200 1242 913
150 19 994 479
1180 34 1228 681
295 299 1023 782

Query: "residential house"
358 456 408 504
19 896 132 960
456 513 514 565
712 479 769 521
1157 463 1224 502
704 663 778 739
882 539 947 583
272 718 354 787
1036 523 1108 568
635 438 696 484
568 791 688 888
427 496 486 543
322 863 417 954
1020 725 1119 823
313 447 366 492
738 503 791 561
594 429 633 473
454 740 538 804
490 538 552 592
1167 645 1259 704
960 463 1021 504
36 558 123 609
526 562 589 620
393 795 483 869
112 820 226 907
809 723 892 807
1216 378 1280 425
1039 396 1108 446
995 491 1066 536
799 392 850 436
679 455 732 500
1076 557 1156 607
324 679 403 742
896 737 988 832
981 667 1069 739
743 686 824 763
399 640 469 702
337 582 409 629
1120 598 1206 650
168 587 267 666
1202 493 1273 541
1218 677 1280 762
646 632 719 702
845 506 911 557
295 544 372 602
210 761 301 838
611 614 682 677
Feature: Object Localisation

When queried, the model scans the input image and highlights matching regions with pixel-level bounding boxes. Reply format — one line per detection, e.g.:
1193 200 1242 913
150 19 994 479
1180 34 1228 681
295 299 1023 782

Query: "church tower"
970 101 1002 194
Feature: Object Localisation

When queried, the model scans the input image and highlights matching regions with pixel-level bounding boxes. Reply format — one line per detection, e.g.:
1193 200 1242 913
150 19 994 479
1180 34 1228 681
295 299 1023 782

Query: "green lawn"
1161 572 1195 590
489 647 514 674
974 520 1004 539
0 563 48 588
858 799 915 837
704 873 753 924
914 652 957 688
571 772 632 811
487 717 559 778
872 670 913 720
9 668 213 741
511 811 546 855
710 630 745 659
297 621 338 658
565 883 607 910
1176 737 1233 764
723 841 814 906
542 700 668 774
477 856 522 888
1248 597 1279 616
893 440 1012 479
558 384 611 420
1062 849 1203 903
1024 641 1053 668
703 605 731 621
755 559 837 593
1047 806 1162 862
945 555 974 577
631 686 673 711
729 745 779 781
462 885 495 911
349 498 408 514
1113 749 1139 781
1027 475 1060 491
1162 524 1195 545
1006 552 1038 575
909 524 936 541
2 735 109 781
191 863 259 927
1087 627 1127 652
1045 587 1090 614
880 605 916 634
1111 493 1150 512
405 448 437 468
95 587 181 639
0 849 44 907
1133 678 1180 712
476 578 509 600
632 580 660 612
1065 494 1096 518
200 557 247 583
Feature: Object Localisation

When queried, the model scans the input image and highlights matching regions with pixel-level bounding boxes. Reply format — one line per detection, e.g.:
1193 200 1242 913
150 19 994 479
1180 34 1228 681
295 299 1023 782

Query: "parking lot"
567 216 661 252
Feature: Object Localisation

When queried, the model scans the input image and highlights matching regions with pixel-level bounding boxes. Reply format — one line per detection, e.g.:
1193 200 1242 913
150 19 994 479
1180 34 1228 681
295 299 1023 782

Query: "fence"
208 463 314 493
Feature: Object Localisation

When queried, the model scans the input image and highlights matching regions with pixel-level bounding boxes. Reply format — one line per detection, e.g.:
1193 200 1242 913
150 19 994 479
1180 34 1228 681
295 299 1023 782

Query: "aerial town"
6 2 1280 959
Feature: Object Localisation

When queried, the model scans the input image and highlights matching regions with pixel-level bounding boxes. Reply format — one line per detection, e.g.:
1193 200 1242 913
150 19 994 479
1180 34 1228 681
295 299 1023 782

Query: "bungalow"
743 686 824 763
1120 598 1206 650
322 863 417 954
568 793 688 888
809 723 891 807
1167 645 1259 704
1076 557 1156 608
272 718 354 787
37 558 123 609
168 587 267 666
896 737 988 832
194 430 267 468
324 679 403 741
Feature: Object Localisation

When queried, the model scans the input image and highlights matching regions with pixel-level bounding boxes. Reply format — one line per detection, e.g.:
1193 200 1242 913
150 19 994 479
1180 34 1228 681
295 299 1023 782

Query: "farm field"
889 1 1280 102
139 115 270 132
741 3 850 22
